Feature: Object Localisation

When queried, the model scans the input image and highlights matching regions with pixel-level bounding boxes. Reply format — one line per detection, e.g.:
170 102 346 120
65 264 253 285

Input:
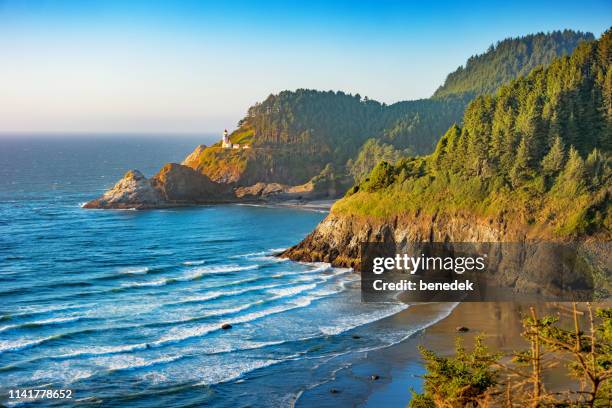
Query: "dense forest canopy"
229 30 593 159
433 30 595 98
339 29 611 238
236 90 466 159
206 30 595 186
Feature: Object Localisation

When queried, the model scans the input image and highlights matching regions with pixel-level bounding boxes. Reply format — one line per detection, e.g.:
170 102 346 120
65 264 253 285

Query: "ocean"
0 136 454 407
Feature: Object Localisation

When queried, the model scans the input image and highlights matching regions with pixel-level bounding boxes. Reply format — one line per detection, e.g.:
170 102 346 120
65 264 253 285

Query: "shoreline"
361 302 534 407
296 301 582 407
82 197 338 211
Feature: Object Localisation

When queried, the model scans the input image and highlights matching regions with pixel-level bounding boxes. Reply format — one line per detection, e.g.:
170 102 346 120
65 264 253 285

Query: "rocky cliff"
280 210 610 297
281 210 526 269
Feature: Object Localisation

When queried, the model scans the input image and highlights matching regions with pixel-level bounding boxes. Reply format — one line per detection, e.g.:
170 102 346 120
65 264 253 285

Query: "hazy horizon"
1 0 610 135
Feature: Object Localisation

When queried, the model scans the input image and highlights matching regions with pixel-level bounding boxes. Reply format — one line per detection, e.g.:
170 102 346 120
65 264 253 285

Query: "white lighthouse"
221 129 232 148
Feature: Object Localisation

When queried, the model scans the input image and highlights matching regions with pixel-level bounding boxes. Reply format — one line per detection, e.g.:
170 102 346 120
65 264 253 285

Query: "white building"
221 129 250 149
221 129 233 148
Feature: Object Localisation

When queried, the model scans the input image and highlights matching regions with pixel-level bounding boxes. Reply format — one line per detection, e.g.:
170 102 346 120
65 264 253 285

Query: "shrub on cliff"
361 161 396 192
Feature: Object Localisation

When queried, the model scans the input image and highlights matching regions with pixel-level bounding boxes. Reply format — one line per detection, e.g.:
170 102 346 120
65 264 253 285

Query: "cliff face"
281 211 521 269
281 210 610 296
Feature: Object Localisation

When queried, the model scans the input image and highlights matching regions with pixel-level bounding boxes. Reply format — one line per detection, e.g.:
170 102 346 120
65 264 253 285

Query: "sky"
0 0 610 134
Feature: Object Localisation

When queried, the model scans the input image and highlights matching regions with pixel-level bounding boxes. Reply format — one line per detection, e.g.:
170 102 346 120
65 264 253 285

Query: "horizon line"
0 131 222 136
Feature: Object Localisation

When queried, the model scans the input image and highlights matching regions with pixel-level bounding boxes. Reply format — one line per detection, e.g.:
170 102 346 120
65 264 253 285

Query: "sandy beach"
295 301 596 407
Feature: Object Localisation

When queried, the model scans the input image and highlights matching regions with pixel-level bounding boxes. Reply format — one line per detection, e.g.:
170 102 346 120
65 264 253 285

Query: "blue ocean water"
0 136 452 407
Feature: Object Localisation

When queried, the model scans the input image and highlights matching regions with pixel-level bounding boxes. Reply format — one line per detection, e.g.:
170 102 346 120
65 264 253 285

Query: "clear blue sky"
0 0 610 134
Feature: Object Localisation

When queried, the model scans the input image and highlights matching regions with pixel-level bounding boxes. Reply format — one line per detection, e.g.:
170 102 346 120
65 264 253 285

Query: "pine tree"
585 148 605 186
541 136 566 176
510 137 532 186
555 146 586 196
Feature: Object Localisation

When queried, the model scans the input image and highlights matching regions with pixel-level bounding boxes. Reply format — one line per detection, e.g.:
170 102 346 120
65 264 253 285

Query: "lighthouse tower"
221 129 232 148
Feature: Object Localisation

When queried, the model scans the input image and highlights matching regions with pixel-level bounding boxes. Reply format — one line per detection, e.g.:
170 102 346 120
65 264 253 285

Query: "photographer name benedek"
372 279 474 291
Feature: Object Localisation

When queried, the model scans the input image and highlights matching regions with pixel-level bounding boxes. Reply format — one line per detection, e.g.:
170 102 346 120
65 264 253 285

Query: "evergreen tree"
510 137 532 186
585 148 605 186
541 136 566 176
555 146 587 196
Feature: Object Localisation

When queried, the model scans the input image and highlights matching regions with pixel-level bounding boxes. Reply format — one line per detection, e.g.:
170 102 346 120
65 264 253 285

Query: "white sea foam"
180 264 258 280
154 295 320 347
117 266 150 275
10 304 87 317
53 343 149 359
29 363 94 385
0 336 56 354
231 250 268 259
182 260 205 266
250 255 290 263
121 278 168 288
117 265 256 288
193 358 280 386
206 276 260 289
0 316 82 333
318 303 410 336
232 247 287 260
159 282 285 307
267 283 317 297
101 354 184 372
309 287 343 297
165 304 257 324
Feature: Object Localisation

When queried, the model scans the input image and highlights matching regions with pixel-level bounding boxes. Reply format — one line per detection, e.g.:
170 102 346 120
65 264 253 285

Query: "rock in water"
83 170 162 209
83 164 232 209
221 323 232 330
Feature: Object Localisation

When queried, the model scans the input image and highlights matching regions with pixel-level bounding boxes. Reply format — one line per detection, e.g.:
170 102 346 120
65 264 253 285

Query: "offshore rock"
83 164 232 209
83 170 162 209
